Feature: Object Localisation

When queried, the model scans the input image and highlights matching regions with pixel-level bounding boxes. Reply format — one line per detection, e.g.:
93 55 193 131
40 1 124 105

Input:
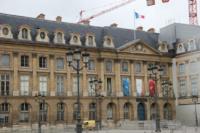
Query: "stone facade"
0 13 175 127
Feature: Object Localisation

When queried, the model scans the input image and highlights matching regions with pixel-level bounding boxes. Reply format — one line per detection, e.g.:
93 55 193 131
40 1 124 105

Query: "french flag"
134 11 145 19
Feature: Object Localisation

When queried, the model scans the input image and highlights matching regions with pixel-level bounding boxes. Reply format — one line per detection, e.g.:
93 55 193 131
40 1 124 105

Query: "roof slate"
0 13 159 49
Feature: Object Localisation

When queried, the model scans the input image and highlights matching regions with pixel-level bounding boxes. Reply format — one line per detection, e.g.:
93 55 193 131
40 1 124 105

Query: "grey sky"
0 0 192 32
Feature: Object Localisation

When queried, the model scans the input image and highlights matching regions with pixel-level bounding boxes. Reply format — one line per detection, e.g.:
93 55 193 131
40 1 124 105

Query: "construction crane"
77 0 134 24
188 0 198 25
146 0 198 25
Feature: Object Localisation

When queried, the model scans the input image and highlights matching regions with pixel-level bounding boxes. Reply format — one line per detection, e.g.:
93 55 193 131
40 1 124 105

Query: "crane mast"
78 0 134 24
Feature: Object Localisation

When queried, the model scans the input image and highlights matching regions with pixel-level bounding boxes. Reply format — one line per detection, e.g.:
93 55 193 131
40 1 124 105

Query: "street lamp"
34 93 45 133
162 80 172 103
192 95 198 127
148 64 163 132
89 78 102 130
66 49 90 133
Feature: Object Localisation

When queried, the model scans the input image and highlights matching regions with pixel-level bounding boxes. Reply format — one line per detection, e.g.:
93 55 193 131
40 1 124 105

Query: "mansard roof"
0 13 159 49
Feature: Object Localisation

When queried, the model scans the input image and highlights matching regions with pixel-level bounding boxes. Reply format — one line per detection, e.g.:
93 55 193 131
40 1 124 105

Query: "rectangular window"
56 75 64 96
20 76 29 96
72 76 81 96
39 76 47 96
88 60 95 71
121 77 130 96
191 77 198 96
136 79 143 96
0 74 9 96
0 54 9 66
179 79 187 97
121 62 128 72
179 64 185 75
107 78 112 96
105 61 112 73
56 58 64 70
135 63 141 73
190 62 197 74
21 55 29 67
39 56 47 68
160 65 167 76
88 77 96 96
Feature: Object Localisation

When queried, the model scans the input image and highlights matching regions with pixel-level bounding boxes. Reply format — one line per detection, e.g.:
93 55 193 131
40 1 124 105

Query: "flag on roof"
134 11 145 19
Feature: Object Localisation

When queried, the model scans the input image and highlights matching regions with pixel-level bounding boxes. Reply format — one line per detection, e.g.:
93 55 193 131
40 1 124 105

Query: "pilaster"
13 52 19 96
49 54 55 96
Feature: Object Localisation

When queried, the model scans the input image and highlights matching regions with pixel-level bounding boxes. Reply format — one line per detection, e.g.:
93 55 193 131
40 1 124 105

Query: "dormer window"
0 24 13 39
18 26 32 41
36 29 49 42
177 43 185 54
188 39 196 51
85 34 96 47
103 36 114 48
54 30 65 44
69 33 81 45
158 42 168 53
2 27 9 35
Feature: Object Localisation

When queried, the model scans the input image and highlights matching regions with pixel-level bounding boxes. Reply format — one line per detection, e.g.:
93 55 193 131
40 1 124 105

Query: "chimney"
56 16 62 22
110 23 118 28
136 26 143 31
82 20 90 25
147 28 155 33
36 13 45 20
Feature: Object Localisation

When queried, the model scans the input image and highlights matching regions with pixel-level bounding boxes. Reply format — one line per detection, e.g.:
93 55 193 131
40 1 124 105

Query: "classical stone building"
0 13 175 128
160 23 200 126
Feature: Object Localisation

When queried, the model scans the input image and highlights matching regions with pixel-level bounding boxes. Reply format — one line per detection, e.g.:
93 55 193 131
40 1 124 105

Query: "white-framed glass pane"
1 54 9 66
179 64 185 75
135 63 141 73
56 75 64 96
88 77 96 96
122 62 128 72
39 76 47 96
20 75 29 96
179 79 187 97
56 58 64 70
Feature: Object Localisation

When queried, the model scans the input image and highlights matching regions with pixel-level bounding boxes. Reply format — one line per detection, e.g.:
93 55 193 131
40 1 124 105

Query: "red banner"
149 79 155 97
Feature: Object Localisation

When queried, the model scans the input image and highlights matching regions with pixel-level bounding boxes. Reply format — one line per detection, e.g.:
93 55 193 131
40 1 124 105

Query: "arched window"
88 36 93 46
124 103 131 120
20 103 29 122
40 103 48 122
107 103 114 120
2 27 9 35
73 36 78 43
22 28 28 39
57 102 64 121
163 103 172 120
0 103 10 125
57 32 63 43
73 103 78 121
89 103 96 120
137 103 145 120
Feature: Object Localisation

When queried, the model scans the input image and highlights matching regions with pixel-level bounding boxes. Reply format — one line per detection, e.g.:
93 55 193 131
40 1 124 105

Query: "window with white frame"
0 103 9 124
39 103 48 122
88 36 94 46
39 56 47 68
0 74 10 96
88 77 96 96
88 60 95 71
56 75 64 96
21 55 29 67
20 103 29 122
179 63 185 75
20 76 29 96
191 77 198 96
135 62 141 73
57 103 64 121
56 58 64 70
160 65 167 76
0 54 10 67
57 32 63 43
121 61 128 72
72 76 81 96
190 61 197 74
22 28 28 39
39 76 47 96
179 79 187 97
105 60 112 73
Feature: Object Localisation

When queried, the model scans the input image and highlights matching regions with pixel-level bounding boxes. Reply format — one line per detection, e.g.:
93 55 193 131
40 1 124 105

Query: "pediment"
117 39 161 55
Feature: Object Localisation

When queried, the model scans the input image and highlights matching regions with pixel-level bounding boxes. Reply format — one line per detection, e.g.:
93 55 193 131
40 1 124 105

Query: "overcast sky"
0 0 194 32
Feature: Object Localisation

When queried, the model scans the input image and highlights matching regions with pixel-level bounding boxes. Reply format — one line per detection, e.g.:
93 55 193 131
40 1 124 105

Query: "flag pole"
133 10 136 40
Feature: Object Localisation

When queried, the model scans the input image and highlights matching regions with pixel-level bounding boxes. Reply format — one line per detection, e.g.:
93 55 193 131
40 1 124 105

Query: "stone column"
13 52 19 96
130 61 136 96
143 61 149 96
49 54 55 96
67 63 72 96
114 59 122 97
32 53 37 96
